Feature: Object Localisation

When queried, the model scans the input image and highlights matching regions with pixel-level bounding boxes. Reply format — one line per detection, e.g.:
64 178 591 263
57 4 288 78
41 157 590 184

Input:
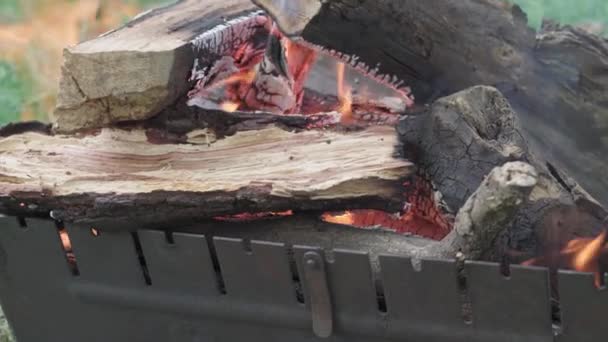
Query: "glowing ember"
321 177 453 240
523 230 608 288
59 229 72 251
322 209 449 240
188 16 414 123
321 211 355 225
188 15 435 237
572 231 606 272
283 38 317 108
57 227 78 274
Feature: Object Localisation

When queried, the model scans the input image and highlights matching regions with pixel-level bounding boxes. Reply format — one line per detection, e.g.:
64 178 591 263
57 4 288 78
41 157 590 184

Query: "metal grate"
0 217 605 342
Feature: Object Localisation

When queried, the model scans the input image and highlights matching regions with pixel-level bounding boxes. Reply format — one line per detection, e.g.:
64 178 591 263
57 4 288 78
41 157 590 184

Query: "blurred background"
0 0 606 125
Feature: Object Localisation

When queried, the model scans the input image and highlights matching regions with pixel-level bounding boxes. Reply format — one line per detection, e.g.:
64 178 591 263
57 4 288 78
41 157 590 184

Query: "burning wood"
323 161 536 260
187 13 413 124
524 230 608 288
321 209 447 240
0 0 607 275
48 0 608 217
322 176 453 240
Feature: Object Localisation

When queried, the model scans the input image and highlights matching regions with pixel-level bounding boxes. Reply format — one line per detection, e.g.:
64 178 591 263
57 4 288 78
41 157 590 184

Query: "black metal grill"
0 216 605 342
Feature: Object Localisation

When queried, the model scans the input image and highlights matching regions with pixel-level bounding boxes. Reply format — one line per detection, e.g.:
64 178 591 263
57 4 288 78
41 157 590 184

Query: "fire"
283 38 317 105
321 209 450 240
321 211 355 225
336 62 353 123
220 101 241 113
571 231 606 272
523 230 608 288
320 177 453 240
210 69 257 90
323 210 446 239
188 17 412 122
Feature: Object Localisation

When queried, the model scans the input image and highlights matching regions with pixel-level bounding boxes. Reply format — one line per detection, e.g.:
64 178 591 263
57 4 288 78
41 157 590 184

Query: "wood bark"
255 0 608 207
54 0 608 204
0 126 412 225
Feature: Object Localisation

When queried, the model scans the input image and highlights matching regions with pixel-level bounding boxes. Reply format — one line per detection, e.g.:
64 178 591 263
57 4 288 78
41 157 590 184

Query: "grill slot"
55 221 80 276
131 232 152 286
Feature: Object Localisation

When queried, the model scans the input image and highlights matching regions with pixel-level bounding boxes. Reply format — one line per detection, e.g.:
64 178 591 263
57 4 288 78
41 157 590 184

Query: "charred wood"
255 0 608 206
385 162 537 261
0 121 52 137
399 86 608 261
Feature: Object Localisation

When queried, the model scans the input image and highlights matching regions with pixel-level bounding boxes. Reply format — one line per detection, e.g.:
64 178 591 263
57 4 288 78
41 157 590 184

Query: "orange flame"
523 230 608 288
220 101 241 113
321 211 355 225
321 210 449 240
211 69 257 113
571 231 606 272
283 38 317 96
320 177 453 240
211 69 256 90
336 62 353 123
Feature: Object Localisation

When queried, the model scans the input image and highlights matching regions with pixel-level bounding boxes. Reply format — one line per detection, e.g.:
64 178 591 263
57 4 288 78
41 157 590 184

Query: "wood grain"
0 126 412 223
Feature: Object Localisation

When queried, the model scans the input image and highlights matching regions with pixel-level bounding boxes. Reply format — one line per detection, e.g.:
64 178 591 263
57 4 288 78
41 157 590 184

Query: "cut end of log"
493 161 539 190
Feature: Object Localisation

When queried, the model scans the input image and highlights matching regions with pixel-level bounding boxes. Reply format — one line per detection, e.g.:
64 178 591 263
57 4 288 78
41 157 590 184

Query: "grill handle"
302 251 333 338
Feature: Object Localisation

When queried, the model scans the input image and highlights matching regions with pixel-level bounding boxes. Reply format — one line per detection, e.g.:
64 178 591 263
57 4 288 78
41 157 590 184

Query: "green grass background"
1 0 607 125
515 0 608 30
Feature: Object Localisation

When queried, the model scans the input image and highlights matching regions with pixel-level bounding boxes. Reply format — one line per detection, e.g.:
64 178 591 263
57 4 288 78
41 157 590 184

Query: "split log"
143 99 343 140
254 0 608 206
53 0 257 133
0 126 412 225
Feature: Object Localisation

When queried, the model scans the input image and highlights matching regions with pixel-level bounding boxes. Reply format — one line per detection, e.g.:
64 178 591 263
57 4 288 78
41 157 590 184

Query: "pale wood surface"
54 0 257 132
0 126 412 223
